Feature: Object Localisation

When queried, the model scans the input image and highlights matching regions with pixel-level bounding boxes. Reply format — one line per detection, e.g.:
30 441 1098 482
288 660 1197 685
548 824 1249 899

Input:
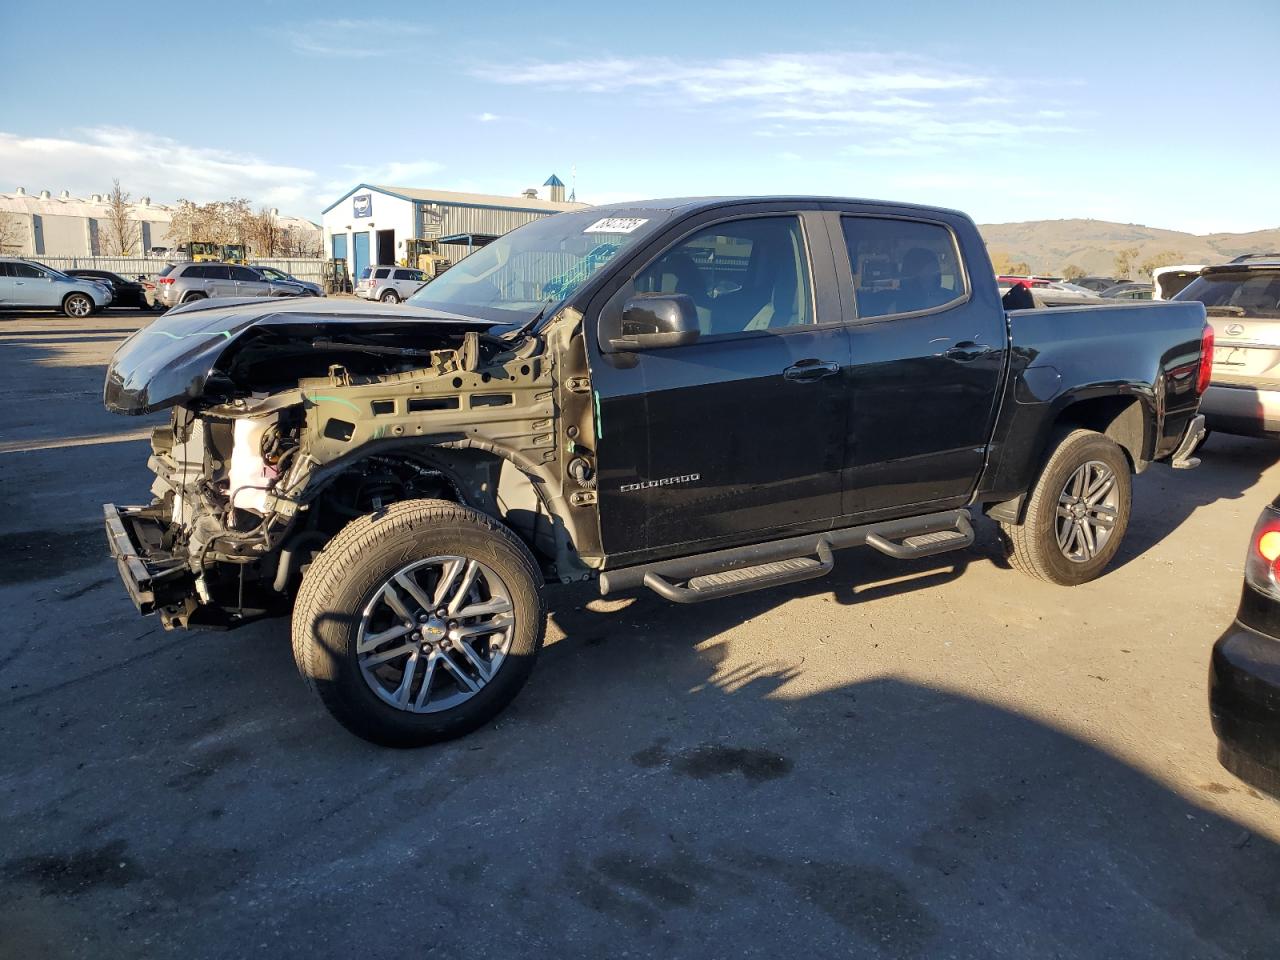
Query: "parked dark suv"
103 196 1209 746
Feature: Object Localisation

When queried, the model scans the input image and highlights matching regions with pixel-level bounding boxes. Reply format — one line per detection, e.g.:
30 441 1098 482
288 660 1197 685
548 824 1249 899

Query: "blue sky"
1 0 1276 233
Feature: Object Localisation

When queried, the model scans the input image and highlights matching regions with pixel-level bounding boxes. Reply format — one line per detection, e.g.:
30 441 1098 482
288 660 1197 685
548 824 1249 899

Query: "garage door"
353 232 370 278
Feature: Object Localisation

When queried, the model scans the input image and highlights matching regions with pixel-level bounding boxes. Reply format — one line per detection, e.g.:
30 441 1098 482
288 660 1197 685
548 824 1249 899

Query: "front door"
353 232 370 278
9 262 47 305
590 211 849 564
230 265 270 297
833 211 1007 518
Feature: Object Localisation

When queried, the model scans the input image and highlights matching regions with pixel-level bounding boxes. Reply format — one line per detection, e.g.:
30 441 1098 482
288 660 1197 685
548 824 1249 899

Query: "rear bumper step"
1170 413 1206 470
601 510 973 603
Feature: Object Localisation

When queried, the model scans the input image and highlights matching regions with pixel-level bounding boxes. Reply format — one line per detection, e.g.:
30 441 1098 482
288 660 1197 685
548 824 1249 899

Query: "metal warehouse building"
321 176 584 280
0 187 320 257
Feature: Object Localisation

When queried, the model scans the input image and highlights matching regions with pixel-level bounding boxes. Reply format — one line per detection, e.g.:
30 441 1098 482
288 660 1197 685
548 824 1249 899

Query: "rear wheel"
380 290 400 303
1000 428 1132 585
63 293 93 318
292 499 546 746
182 292 207 304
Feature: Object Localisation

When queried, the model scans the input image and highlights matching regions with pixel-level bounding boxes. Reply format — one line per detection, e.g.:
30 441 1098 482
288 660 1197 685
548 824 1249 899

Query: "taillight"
1244 506 1280 600
1196 323 1214 395
158 277 175 284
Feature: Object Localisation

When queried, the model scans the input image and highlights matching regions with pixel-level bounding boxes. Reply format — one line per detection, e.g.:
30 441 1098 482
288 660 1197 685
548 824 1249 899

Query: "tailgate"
1210 315 1280 389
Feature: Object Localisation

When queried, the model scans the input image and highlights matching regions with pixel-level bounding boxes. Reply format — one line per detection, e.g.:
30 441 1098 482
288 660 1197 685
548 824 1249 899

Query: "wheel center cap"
419 617 447 643
1072 503 1087 519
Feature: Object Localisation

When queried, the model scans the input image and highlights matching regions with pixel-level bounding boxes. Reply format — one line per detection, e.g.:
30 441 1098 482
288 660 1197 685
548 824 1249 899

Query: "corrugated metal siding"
418 203 558 241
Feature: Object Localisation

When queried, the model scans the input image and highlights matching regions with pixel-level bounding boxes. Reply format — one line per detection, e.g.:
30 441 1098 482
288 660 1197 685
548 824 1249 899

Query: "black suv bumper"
103 503 192 615
1210 621 1280 797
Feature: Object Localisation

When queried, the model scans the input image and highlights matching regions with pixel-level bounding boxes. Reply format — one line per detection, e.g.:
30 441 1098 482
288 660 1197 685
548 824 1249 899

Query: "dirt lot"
2 309 1279 959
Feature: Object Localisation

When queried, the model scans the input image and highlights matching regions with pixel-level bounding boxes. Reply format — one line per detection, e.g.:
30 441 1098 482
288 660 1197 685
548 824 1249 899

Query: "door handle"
943 341 991 361
783 359 841 382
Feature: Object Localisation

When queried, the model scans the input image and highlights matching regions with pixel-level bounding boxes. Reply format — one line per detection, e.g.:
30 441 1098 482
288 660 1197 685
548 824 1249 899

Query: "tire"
292 499 546 746
63 293 93 318
182 292 207 304
999 428 1132 586
380 290 400 303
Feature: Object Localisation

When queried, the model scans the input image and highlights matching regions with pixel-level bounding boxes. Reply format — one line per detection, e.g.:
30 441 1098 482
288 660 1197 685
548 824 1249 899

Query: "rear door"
589 207 850 563
0 262 13 303
832 209 1006 518
230 265 269 297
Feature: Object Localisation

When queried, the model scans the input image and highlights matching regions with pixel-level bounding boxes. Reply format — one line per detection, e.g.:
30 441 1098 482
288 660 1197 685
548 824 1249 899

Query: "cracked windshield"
407 210 668 325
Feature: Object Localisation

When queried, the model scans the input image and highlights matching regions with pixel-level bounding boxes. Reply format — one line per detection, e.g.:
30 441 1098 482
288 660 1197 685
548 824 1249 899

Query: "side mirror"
609 294 700 351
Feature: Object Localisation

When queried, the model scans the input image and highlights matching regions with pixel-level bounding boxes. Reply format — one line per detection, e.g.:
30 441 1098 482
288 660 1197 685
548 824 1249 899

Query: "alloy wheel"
356 555 515 713
1055 460 1119 563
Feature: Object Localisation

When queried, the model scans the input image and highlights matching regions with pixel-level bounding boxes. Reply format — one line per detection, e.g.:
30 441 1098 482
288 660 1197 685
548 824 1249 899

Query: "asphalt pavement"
2 308 1279 959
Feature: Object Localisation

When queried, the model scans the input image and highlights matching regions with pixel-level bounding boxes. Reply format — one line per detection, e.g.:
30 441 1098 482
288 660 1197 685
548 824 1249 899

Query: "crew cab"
101 196 1210 746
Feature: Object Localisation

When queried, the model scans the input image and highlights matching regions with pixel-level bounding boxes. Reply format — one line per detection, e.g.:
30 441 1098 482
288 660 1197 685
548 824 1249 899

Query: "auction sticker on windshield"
584 217 649 234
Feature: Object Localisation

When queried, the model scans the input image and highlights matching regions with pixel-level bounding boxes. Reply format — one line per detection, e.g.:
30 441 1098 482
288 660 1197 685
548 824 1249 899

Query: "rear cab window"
840 217 968 319
1180 272 1280 318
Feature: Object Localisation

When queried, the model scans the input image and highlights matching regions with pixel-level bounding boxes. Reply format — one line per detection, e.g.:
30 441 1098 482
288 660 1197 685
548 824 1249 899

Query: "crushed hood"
103 297 502 415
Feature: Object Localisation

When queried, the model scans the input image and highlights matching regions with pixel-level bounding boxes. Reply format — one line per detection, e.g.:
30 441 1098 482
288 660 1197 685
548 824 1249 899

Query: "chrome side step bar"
600 509 974 604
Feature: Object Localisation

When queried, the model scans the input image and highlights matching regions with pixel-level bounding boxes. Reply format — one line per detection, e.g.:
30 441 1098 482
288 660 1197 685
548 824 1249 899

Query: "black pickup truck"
102 196 1210 745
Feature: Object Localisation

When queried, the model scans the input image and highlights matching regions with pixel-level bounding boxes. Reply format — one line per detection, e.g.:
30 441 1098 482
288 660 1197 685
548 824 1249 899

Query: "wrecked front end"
103 298 598 629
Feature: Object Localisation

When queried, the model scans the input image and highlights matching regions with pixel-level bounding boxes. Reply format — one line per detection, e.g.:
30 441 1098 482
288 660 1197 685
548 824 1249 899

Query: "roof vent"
59 190 70 199
141 196 150 206
15 187 25 195
522 188 538 199
90 194 102 202
38 190 50 199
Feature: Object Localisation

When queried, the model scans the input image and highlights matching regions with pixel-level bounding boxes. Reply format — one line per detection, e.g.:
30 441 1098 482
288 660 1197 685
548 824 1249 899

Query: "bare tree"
1113 247 1140 280
0 211 25 253
245 206 280 258
1139 250 1184 278
101 179 141 256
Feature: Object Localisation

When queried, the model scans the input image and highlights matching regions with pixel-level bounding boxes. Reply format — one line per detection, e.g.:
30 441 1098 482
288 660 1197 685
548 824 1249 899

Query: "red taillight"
1245 508 1280 599
1196 323 1214 394
158 277 175 284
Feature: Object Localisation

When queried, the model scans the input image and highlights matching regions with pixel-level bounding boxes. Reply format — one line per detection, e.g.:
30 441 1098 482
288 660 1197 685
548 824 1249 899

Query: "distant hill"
976 219 1280 277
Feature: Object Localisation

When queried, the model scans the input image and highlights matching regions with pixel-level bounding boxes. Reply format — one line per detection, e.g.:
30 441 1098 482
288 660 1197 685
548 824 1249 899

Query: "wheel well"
984 395 1150 525
1052 395 1150 472
299 448 559 570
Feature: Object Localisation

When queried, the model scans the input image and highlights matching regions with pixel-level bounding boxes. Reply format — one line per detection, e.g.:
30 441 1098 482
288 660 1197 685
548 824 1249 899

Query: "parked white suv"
355 265 428 303
0 257 113 316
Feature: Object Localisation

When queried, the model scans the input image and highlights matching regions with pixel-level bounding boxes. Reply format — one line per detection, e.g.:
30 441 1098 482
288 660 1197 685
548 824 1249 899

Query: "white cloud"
488 52 986 104
0 127 319 211
482 51 1076 152
280 19 431 58
337 160 444 187
477 112 500 123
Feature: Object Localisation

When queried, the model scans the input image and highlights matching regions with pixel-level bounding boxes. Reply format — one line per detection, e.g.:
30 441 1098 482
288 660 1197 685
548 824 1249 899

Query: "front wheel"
63 293 93 318
380 290 400 303
1000 428 1132 585
292 499 546 746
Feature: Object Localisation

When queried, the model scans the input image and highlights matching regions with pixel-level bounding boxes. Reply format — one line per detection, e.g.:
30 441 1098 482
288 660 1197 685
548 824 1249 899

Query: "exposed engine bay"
104 299 600 629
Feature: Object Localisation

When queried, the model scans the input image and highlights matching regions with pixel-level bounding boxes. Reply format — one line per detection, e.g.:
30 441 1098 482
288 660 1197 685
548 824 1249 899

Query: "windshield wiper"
501 303 549 342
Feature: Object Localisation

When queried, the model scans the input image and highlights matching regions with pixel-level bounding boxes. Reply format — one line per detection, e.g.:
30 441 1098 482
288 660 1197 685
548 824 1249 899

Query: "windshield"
1176 272 1280 318
407 209 670 325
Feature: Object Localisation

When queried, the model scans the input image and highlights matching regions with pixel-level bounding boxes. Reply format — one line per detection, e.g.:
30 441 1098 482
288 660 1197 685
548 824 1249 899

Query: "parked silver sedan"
0 257 113 316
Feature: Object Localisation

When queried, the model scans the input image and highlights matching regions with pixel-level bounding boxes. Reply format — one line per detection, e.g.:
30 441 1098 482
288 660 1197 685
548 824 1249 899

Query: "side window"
183 265 207 279
0 263 11 277
11 263 42 278
373 268 391 279
230 266 259 281
840 217 966 320
634 216 812 336
392 269 411 280
207 265 233 280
